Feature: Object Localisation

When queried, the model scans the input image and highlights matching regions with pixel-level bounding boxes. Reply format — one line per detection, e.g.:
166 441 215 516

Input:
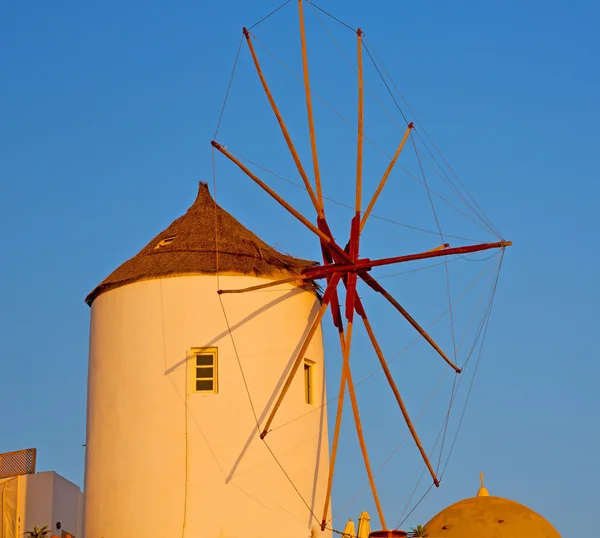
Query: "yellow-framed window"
304 359 314 405
190 347 218 394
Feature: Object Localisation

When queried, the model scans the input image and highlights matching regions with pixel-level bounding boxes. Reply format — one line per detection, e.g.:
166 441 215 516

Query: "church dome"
86 182 316 305
424 493 561 538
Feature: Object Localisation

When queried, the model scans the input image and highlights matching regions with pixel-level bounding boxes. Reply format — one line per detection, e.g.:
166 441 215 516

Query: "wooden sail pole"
321 322 387 530
346 354 387 528
300 241 513 279
218 241 510 295
356 28 364 215
242 28 323 219
360 123 414 232
357 241 512 270
359 303 440 486
298 0 324 213
260 273 342 439
320 328 349 530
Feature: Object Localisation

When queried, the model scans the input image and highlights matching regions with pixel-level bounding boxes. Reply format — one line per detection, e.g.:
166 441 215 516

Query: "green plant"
410 525 429 537
24 526 51 538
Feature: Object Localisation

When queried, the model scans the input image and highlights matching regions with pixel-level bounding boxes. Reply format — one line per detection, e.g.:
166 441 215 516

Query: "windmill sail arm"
242 28 323 218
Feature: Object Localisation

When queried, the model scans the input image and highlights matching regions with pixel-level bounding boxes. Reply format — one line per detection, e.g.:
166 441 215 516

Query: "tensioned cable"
214 36 243 139
399 483 436 529
361 38 409 126
248 0 292 31
308 1 357 32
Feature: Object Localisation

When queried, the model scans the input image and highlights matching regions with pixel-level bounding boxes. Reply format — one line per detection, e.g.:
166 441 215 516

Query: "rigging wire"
214 37 244 139
361 39 410 126
398 484 436 529
248 0 292 31
307 1 357 32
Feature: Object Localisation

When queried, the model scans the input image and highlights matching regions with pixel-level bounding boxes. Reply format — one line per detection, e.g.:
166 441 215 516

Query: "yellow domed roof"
424 495 561 538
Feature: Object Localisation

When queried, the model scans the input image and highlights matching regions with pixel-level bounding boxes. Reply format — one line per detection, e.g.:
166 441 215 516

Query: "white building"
0 450 83 538
84 183 331 538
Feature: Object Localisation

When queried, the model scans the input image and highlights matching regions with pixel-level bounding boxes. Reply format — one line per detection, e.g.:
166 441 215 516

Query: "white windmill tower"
84 183 332 538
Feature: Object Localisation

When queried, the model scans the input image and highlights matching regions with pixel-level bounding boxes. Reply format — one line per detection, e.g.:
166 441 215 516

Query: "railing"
0 448 37 479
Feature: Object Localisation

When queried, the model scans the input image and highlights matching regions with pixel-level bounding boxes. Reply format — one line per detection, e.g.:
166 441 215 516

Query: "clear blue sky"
1 1 598 535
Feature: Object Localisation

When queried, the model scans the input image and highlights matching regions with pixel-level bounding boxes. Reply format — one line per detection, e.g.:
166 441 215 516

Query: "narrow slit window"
155 236 175 249
190 347 218 393
304 360 314 405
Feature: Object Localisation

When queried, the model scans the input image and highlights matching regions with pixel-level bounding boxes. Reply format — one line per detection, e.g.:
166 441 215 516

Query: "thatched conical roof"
85 183 316 305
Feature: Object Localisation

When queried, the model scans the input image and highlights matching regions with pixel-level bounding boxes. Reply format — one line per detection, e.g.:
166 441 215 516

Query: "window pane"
196 354 213 366
196 367 213 379
196 379 214 391
304 363 312 404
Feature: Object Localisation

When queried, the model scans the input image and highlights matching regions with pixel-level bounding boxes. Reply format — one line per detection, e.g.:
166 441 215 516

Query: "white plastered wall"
84 275 331 538
5 472 83 538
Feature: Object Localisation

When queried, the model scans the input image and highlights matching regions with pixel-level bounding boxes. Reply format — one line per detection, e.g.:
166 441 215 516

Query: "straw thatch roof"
85 182 317 305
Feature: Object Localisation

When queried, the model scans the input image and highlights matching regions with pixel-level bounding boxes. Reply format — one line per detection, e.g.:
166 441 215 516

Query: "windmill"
211 1 512 535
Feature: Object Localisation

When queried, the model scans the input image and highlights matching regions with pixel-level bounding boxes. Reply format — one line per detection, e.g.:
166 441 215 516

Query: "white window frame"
190 347 218 394
304 359 315 405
